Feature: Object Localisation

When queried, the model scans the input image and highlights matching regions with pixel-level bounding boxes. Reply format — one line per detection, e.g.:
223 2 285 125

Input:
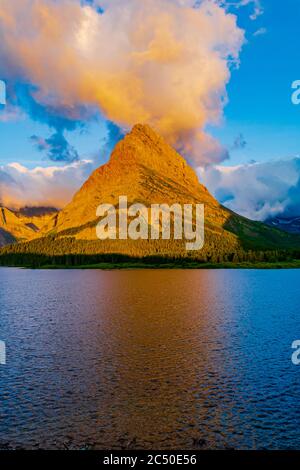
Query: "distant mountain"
0 124 299 265
17 206 58 217
0 206 57 247
266 216 300 234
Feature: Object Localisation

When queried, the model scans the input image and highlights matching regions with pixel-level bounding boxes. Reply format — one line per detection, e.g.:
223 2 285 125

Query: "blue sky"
211 0 300 165
0 117 107 167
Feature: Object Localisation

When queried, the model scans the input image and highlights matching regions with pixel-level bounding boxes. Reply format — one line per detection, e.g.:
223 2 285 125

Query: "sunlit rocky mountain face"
0 206 57 247
0 125 299 263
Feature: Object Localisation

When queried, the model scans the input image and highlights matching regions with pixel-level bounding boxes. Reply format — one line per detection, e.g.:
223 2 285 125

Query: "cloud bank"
199 158 300 221
3 153 300 221
0 160 94 209
0 0 244 165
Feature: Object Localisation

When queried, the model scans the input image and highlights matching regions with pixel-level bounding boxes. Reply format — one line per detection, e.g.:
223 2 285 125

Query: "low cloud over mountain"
0 160 93 209
199 157 300 221
3 148 300 225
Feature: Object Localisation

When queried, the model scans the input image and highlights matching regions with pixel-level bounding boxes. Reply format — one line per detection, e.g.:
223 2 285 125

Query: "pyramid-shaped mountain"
54 124 227 235
0 124 299 264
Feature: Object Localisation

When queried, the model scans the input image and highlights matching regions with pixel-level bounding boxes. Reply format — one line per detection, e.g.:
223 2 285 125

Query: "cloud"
181 131 230 166
220 0 263 20
0 160 94 209
0 0 244 165
0 104 25 122
253 27 267 37
199 158 300 221
31 131 79 163
238 0 263 20
248 0 263 20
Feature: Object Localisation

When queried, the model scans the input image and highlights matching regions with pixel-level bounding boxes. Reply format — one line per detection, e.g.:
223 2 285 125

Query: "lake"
0 268 300 450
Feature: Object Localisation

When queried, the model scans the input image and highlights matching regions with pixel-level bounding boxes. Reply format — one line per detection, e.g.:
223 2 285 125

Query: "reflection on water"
0 268 300 449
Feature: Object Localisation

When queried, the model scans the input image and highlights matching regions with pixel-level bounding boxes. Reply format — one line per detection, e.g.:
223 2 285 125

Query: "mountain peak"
130 123 160 139
109 123 198 186
128 123 167 149
53 123 218 233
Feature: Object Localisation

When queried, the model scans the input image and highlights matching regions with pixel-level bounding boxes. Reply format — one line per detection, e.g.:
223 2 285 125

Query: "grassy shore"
25 259 300 269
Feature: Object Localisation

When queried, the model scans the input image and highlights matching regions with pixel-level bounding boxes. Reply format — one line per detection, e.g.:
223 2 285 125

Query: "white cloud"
0 160 94 209
0 105 25 122
221 0 263 20
248 0 264 20
198 158 300 221
238 0 263 20
253 27 267 37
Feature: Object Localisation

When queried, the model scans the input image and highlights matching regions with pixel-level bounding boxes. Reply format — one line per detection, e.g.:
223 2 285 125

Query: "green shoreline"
4 259 300 269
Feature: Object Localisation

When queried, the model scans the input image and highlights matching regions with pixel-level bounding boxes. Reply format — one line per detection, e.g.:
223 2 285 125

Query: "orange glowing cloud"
0 0 244 165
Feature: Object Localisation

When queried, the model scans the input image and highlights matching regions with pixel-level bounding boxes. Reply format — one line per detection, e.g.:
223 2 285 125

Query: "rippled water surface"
1 268 300 449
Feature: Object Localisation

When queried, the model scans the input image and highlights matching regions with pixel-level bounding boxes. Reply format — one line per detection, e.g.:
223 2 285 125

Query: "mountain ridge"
266 216 300 234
